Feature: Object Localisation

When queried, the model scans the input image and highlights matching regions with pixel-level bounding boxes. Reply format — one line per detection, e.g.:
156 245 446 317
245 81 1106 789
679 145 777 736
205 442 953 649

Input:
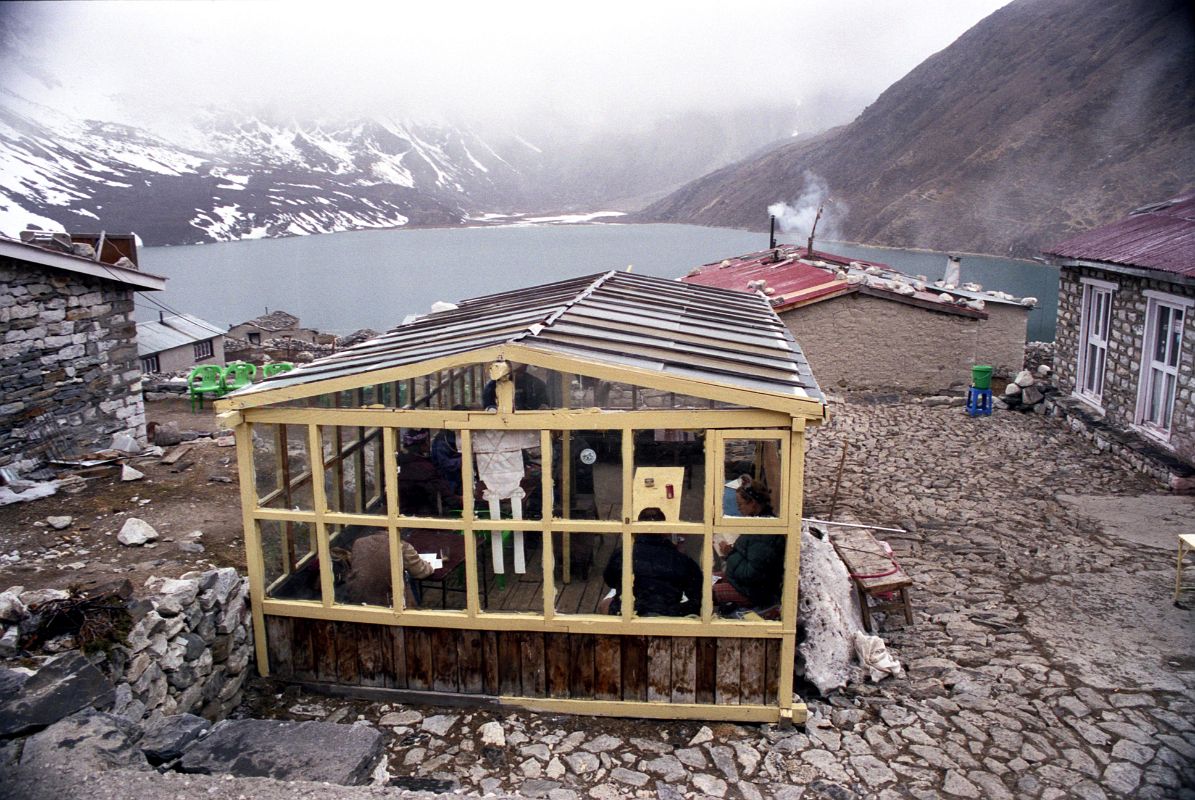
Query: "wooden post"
540 429 555 619
307 424 335 608
273 424 295 572
461 430 480 616
561 373 573 585
777 424 806 719
383 427 404 611
621 429 634 621
236 422 270 677
354 388 367 513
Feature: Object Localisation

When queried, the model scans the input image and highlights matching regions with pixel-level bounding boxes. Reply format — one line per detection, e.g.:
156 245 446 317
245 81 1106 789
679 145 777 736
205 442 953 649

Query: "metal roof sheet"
683 244 1028 315
1045 194 1195 277
137 314 226 355
232 271 824 407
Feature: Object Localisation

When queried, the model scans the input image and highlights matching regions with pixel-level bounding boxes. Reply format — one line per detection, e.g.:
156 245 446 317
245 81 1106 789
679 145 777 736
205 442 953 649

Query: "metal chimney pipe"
769 215 776 250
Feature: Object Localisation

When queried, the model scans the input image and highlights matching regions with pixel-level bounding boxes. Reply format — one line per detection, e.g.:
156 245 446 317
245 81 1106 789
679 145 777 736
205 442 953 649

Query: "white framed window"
194 339 214 360
1075 277 1116 406
1135 290 1193 441
141 354 160 374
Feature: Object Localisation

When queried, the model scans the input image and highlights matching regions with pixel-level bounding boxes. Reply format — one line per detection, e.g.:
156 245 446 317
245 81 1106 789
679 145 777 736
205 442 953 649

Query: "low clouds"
2 1 1010 137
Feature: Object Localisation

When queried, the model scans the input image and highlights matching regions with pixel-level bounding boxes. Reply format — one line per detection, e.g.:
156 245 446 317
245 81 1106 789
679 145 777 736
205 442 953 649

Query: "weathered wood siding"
265 616 778 705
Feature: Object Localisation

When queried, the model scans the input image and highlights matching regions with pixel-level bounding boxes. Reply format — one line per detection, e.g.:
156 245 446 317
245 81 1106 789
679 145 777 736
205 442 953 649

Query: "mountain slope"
642 0 1195 257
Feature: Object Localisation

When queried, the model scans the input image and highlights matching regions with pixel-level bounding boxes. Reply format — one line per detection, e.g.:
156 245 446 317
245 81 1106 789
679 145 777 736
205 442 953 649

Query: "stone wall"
780 293 1029 393
1054 266 1195 465
113 568 252 722
0 256 146 472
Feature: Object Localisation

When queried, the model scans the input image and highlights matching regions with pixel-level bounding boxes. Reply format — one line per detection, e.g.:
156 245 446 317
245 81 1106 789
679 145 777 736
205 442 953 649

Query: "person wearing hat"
713 476 784 610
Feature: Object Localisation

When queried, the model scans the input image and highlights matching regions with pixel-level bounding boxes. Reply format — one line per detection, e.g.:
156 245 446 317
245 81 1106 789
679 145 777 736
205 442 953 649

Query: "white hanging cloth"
473 430 538 574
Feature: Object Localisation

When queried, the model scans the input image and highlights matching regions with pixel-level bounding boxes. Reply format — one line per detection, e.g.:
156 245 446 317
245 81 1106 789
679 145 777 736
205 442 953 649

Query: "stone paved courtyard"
227 396 1195 800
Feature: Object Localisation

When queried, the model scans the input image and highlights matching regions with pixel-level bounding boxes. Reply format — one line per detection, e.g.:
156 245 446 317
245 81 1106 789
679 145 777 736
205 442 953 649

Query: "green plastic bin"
971 365 993 389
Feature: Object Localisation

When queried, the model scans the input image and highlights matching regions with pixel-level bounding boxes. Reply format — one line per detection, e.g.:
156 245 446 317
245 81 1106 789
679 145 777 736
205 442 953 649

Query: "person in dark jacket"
397 429 441 516
430 429 463 510
600 509 702 617
714 477 785 609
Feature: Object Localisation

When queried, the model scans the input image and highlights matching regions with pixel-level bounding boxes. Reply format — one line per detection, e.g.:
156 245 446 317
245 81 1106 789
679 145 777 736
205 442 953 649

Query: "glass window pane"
553 530 618 614
1169 308 1184 368
722 438 783 520
1162 373 1178 430
553 430 624 521
396 428 460 518
473 429 543 521
714 532 786 615
261 519 318 601
633 430 706 523
1155 307 1170 362
255 424 314 510
402 528 468 610
328 525 396 609
619 532 704 618
477 530 542 614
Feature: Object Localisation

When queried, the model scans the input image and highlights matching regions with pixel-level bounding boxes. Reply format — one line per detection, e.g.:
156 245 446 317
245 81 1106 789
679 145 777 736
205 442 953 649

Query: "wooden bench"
827 525 913 632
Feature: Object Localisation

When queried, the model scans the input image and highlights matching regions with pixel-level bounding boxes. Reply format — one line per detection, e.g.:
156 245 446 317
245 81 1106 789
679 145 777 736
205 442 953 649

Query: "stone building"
226 310 319 346
137 312 227 374
1044 194 1195 485
0 234 164 473
682 245 1033 393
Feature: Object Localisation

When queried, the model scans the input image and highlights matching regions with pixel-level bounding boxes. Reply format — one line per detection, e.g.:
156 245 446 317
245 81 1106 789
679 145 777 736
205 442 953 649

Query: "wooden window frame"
141 354 160 374
1134 290 1193 443
194 339 214 360
1075 277 1116 409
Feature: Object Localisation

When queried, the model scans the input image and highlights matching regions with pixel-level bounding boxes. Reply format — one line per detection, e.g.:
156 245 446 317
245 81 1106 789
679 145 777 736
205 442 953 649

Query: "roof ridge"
522 269 617 340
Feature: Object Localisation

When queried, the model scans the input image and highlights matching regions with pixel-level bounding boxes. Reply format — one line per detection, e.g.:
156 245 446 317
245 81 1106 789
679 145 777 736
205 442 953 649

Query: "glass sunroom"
217 270 826 724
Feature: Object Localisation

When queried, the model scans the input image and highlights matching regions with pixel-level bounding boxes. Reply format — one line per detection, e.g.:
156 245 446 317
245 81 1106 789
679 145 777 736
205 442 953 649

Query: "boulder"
0 651 116 736
19 588 70 607
0 590 26 622
140 713 211 765
1014 370 1035 388
153 422 183 447
1022 386 1045 406
121 465 145 482
17 709 147 773
117 518 159 546
177 718 384 785
1004 382 1022 396
46 516 73 530
110 433 142 454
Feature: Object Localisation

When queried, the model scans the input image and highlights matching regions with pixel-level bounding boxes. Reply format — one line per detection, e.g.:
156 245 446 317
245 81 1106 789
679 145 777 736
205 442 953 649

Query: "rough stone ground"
0 398 245 594
3 396 1193 799
223 396 1193 800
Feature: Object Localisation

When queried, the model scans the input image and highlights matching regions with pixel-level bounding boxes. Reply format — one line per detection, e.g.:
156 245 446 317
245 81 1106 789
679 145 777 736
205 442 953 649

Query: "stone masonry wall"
112 568 253 722
0 256 146 472
780 293 1028 393
1054 266 1195 464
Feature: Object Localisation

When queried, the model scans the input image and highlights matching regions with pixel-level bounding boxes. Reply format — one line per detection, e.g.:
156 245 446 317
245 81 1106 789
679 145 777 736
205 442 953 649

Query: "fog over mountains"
3 0 1189 256
643 0 1195 257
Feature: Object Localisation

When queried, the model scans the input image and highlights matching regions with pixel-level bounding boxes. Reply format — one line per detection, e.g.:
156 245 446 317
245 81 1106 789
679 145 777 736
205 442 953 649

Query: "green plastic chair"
222 361 257 393
262 362 295 378
187 365 225 412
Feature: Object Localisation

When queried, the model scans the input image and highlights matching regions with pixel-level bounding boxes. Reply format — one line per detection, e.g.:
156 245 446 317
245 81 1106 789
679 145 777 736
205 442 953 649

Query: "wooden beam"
500 695 786 723
236 423 270 678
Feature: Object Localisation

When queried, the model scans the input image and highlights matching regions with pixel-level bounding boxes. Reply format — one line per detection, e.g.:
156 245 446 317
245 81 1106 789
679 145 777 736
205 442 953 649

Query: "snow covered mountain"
0 90 549 244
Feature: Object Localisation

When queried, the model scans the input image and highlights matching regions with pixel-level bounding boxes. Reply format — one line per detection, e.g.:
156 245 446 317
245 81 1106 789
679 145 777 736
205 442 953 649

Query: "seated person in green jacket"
713 477 784 609
599 508 702 617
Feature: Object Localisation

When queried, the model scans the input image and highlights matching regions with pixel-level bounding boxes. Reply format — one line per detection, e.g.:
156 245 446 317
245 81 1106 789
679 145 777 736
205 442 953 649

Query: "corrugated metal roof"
1045 194 1195 277
231 271 824 407
137 314 226 355
682 244 1028 315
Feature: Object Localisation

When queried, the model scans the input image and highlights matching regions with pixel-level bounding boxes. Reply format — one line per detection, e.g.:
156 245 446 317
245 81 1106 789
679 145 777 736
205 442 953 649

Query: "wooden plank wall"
265 617 778 705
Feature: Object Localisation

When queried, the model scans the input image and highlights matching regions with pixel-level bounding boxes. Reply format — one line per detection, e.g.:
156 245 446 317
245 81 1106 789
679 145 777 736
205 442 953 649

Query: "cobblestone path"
246 397 1195 799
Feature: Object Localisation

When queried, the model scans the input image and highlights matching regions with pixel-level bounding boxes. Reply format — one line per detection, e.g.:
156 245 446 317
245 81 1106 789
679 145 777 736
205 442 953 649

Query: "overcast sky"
3 1 1011 135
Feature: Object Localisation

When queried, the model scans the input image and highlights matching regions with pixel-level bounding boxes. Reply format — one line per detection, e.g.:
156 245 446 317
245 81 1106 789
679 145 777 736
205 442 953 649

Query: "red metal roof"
681 244 998 318
1045 194 1195 278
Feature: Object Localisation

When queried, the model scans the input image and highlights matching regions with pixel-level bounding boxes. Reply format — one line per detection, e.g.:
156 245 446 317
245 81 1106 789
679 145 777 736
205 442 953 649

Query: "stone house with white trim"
1044 194 1195 486
0 234 165 473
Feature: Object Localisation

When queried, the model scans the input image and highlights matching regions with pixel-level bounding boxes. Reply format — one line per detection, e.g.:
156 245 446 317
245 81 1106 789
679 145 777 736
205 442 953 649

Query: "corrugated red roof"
680 244 1007 318
1045 194 1195 277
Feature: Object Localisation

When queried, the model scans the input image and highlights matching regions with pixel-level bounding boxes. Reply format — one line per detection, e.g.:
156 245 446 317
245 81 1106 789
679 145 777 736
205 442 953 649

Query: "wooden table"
402 530 487 609
1177 533 1195 602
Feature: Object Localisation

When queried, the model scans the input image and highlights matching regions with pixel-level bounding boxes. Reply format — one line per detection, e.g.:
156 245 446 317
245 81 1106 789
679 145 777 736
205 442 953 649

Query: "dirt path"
0 398 244 594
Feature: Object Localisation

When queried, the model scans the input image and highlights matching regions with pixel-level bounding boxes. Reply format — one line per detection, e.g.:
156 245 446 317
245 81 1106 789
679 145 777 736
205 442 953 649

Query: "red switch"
666 484 675 499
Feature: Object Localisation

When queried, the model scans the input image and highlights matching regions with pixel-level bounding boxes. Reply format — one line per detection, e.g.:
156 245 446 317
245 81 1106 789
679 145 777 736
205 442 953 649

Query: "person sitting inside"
430 428 464 511
599 508 702 617
397 429 441 516
334 535 434 608
713 476 785 610
482 363 550 411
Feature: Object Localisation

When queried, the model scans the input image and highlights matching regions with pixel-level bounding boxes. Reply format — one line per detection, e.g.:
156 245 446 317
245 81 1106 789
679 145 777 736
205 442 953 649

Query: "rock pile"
997 366 1056 413
0 567 252 725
